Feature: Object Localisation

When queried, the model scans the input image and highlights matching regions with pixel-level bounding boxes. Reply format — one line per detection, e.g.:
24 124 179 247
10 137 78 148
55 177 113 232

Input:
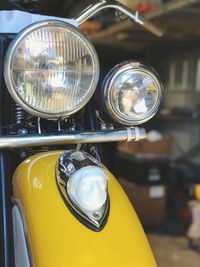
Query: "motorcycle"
0 1 163 266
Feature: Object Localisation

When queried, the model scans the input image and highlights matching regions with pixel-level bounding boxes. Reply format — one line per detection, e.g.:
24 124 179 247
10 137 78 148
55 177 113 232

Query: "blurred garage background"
2 1 200 266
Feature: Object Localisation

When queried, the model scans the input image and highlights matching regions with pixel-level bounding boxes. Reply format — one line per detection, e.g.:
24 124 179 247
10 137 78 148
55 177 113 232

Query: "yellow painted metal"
13 151 157 267
195 184 200 201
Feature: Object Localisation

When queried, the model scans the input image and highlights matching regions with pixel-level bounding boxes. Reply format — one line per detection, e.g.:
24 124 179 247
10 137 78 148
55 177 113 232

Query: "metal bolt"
18 128 28 135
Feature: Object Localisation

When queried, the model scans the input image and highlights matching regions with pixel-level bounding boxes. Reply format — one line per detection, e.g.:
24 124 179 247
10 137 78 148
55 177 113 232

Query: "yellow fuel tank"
13 151 157 267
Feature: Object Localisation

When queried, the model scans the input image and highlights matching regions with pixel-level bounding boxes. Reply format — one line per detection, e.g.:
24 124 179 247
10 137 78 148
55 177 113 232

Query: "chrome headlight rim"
4 20 100 119
103 61 163 125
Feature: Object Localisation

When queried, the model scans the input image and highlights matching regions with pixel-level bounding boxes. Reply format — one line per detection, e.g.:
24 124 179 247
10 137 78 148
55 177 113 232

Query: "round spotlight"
102 61 163 125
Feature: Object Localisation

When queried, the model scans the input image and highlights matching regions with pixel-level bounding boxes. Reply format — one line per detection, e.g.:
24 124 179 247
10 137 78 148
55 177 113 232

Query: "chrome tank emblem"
56 150 110 231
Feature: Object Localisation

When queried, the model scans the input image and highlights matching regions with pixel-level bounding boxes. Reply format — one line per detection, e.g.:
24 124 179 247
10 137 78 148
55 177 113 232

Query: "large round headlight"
4 20 99 119
102 61 163 125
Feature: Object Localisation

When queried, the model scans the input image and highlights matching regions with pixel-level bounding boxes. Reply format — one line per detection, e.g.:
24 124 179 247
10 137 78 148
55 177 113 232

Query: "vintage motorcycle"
0 1 163 267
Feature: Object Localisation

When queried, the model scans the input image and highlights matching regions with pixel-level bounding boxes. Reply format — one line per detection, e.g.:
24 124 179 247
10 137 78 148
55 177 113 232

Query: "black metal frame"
0 36 15 267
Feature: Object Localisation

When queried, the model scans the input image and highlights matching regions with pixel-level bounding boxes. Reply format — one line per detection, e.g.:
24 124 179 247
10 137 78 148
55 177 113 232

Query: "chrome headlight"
56 150 109 231
102 61 163 125
4 20 99 119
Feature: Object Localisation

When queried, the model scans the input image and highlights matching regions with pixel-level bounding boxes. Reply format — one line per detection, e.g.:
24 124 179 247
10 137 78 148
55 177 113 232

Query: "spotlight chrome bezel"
102 61 163 125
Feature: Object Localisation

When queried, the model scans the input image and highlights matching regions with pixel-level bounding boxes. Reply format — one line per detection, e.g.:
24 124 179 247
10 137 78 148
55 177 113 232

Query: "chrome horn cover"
56 150 110 231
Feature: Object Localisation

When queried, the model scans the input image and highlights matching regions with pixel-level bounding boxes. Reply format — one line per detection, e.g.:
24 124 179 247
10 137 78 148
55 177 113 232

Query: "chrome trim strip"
0 128 146 149
12 201 34 267
12 205 32 267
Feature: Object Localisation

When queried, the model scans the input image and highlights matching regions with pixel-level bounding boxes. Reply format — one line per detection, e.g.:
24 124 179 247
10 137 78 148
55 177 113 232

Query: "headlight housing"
102 61 163 125
4 20 99 119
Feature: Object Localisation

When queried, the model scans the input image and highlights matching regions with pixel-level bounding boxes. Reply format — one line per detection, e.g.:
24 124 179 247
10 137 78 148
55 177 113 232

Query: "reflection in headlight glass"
10 26 98 116
111 71 158 120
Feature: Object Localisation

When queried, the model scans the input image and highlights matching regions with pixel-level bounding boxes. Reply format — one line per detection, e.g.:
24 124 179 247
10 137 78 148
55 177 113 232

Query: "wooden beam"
91 0 200 42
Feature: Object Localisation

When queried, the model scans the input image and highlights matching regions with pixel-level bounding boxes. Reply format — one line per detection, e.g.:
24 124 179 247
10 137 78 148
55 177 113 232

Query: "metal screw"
18 128 28 135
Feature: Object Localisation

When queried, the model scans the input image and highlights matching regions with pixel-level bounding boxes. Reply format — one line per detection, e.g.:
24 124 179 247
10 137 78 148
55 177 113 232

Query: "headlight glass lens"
112 71 158 118
4 21 99 118
103 61 163 125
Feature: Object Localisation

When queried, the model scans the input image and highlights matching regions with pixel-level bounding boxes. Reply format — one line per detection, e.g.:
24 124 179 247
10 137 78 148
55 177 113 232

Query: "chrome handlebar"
74 0 163 37
0 128 146 149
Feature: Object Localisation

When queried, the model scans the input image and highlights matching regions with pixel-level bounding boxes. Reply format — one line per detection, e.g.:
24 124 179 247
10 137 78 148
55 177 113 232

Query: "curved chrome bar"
74 0 163 37
0 128 146 149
